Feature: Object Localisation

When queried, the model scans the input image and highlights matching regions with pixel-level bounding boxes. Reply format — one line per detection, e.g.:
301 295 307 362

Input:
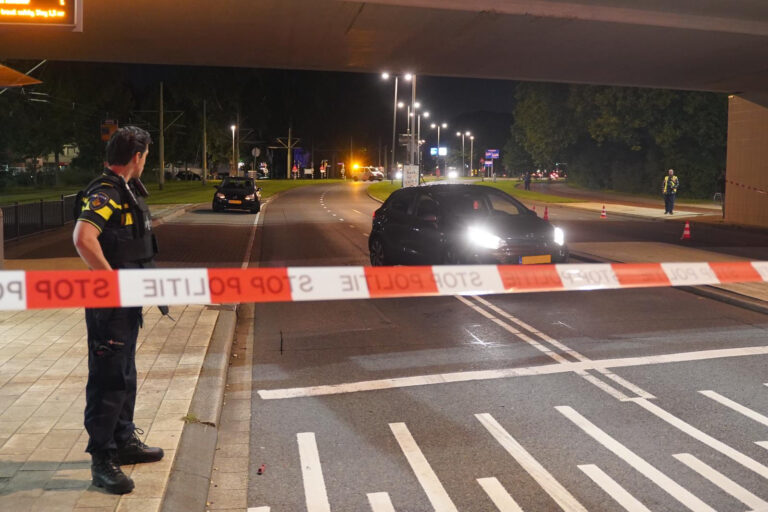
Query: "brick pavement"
0 304 219 512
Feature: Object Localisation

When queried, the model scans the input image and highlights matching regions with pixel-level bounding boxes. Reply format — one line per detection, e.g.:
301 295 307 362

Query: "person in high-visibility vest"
662 168 680 214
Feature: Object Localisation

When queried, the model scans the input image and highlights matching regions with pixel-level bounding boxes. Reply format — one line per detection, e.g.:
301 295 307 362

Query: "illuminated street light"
456 130 471 175
383 73 417 181
470 135 475 177
431 121 448 175
230 124 236 175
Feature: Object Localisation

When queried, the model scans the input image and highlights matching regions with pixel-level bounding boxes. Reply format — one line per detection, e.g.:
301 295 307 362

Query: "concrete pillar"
725 94 768 228
0 207 3 269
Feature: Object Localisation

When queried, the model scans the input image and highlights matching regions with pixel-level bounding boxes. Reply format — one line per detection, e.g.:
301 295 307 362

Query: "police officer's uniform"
663 174 680 214
76 169 158 456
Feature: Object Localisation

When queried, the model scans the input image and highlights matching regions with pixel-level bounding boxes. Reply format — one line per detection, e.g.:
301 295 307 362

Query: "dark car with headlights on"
369 184 567 265
212 177 261 213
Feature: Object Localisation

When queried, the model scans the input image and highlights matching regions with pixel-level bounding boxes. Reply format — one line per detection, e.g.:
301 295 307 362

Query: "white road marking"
699 390 768 427
339 218 344 221
241 211 261 269
297 432 331 512
258 345 768 399
477 413 586 511
470 295 655 400
248 508 270 512
557 406 716 512
757 441 768 451
632 398 768 480
578 464 652 512
477 477 524 512
389 422 458 512
579 373 629 401
673 453 768 511
367 492 396 512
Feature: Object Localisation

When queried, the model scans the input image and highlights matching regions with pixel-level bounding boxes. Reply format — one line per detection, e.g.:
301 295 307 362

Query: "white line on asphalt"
579 373 629 401
257 345 768 399
339 218 344 221
757 441 768 451
352 209 366 216
389 422 458 512
247 508 270 512
476 477 524 512
297 432 331 512
556 406 716 512
578 464 652 512
241 211 261 269
631 398 768 480
476 413 587 512
367 492 396 512
673 453 768 511
699 390 768 427
470 295 656 400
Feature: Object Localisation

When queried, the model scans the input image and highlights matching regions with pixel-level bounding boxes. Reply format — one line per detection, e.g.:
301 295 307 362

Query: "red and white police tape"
1 262 767 311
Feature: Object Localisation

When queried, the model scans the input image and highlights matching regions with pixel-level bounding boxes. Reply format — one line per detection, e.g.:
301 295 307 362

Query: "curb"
570 250 768 315
151 203 203 227
160 304 238 512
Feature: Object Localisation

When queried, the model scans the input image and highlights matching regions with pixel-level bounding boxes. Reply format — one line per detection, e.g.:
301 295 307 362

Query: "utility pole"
202 99 207 185
236 111 240 177
159 82 165 190
349 136 354 171
270 126 299 179
411 75 417 165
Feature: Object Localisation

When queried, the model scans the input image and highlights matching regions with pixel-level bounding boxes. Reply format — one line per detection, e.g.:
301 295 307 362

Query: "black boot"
91 450 134 494
117 428 164 465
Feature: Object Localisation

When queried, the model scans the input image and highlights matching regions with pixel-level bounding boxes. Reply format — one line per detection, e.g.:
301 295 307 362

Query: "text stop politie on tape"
1 262 768 311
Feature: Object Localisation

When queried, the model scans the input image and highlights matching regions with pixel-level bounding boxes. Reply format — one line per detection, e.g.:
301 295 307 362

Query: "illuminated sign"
0 0 82 30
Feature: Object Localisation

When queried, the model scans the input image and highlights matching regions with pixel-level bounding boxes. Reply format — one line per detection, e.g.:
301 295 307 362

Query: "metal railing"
1 194 78 241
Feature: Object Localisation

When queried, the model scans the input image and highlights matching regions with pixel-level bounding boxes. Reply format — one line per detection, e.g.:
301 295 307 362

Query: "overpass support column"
726 94 768 228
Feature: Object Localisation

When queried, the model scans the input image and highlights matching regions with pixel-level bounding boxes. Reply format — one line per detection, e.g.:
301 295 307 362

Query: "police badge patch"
89 192 110 210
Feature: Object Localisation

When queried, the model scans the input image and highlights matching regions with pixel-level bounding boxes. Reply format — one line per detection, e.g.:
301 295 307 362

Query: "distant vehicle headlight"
245 193 255 200
448 170 458 179
553 227 565 246
216 193 225 199
395 171 402 179
468 226 503 250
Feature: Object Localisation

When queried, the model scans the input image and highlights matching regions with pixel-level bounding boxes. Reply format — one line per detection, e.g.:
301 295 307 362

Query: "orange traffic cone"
600 205 607 218
543 206 549 221
681 221 691 240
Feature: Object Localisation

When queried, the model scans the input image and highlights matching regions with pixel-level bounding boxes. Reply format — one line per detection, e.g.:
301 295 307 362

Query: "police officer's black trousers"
84 306 142 454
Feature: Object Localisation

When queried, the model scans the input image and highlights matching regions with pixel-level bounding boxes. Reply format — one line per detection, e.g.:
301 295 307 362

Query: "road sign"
402 165 419 188
485 149 499 159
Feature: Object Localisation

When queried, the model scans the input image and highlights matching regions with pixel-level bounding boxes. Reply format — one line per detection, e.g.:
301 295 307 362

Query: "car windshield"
442 188 526 218
221 179 252 189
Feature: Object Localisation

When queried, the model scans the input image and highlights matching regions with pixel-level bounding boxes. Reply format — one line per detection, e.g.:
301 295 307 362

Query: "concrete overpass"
2 0 768 225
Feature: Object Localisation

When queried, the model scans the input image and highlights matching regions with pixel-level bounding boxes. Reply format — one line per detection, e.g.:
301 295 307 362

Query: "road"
215 183 768 512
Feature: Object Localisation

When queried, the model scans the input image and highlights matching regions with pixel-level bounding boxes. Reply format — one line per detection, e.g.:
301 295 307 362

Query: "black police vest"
79 172 158 267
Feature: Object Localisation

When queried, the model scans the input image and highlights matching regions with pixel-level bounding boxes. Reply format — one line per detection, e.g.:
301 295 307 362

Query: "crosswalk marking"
632 398 768 480
699 390 768 427
477 477 525 512
578 464 652 512
673 453 768 511
757 441 768 451
556 406 716 512
476 413 588 512
389 422 459 512
297 432 331 512
367 492 396 512
247 508 270 512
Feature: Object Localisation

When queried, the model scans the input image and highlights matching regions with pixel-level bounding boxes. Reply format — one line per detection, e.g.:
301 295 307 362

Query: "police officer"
662 168 680 214
73 126 165 494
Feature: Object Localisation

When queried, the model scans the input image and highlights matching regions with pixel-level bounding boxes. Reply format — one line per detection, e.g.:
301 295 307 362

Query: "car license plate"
228 199 242 204
520 255 551 265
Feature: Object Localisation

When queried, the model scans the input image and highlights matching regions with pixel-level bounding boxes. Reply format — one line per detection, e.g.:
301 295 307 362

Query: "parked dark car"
176 170 201 181
369 184 568 265
212 177 261 213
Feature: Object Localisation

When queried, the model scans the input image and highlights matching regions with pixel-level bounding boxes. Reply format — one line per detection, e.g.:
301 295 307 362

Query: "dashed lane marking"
477 477 524 512
367 492 396 512
477 413 587 512
297 432 331 512
557 406 716 512
578 464 652 512
257 345 768 400
699 390 768 427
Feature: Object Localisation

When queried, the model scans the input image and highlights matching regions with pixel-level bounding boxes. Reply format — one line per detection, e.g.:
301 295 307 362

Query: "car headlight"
245 194 255 200
448 170 458 179
216 193 225 199
553 227 565 246
468 226 503 250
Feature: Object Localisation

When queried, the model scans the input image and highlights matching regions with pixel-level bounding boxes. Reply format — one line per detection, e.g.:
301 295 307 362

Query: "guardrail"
1 194 78 241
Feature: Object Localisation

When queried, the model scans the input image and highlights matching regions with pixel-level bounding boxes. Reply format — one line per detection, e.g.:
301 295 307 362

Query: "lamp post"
456 131 470 176
469 135 475 177
230 124 236 175
382 72 413 181
417 111 428 177
430 122 447 175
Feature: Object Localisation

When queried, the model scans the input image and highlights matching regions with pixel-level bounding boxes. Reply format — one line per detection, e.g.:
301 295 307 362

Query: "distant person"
72 127 166 494
523 171 532 191
662 168 679 214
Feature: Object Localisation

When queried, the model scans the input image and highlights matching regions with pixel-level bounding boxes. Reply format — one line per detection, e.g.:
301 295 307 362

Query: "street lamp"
417 111 429 178
382 72 413 181
469 135 475 177
430 122 447 175
456 131 471 175
230 124 236 175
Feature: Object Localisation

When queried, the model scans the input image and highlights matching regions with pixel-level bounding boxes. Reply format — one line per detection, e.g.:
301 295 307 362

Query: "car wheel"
369 237 388 266
353 176 359 182
212 203 220 212
250 202 261 214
